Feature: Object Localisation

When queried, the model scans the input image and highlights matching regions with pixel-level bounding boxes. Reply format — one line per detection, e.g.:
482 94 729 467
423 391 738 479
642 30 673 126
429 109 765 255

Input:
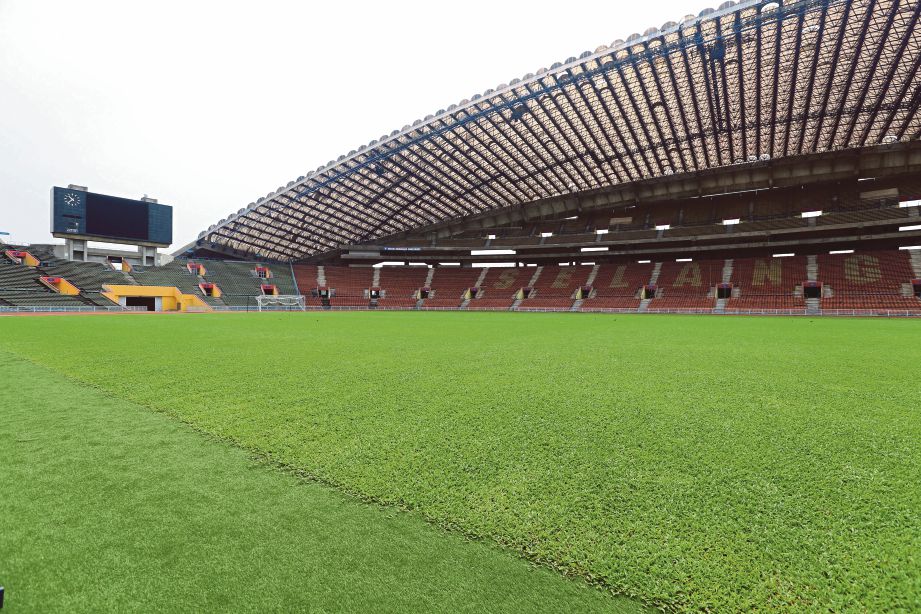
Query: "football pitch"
2 311 919 612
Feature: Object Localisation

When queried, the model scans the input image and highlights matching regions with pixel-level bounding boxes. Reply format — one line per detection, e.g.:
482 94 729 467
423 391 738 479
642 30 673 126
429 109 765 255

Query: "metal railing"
3 304 919 318
206 305 921 317
0 306 146 313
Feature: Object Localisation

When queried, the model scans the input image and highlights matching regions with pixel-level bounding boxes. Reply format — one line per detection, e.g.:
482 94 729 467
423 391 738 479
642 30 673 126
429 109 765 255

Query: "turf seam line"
0 347 653 611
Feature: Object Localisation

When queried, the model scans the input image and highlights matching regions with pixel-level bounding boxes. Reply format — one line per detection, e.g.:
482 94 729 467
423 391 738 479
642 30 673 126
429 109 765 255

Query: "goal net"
255 294 306 311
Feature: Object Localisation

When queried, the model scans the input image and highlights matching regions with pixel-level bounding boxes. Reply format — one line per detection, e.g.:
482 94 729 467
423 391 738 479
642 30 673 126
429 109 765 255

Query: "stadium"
2 0 921 612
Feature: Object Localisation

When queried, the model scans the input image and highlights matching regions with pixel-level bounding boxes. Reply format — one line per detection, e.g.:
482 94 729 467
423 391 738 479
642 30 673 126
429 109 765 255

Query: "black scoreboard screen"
51 187 172 246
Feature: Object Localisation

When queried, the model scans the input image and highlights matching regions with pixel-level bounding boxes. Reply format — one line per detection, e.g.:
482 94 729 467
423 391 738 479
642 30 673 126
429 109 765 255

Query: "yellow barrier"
101 285 212 312
4 250 40 267
40 276 80 295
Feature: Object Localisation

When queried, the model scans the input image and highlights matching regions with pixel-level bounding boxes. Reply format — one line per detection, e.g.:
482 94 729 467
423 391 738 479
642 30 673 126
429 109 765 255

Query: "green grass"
0 347 639 613
2 311 920 611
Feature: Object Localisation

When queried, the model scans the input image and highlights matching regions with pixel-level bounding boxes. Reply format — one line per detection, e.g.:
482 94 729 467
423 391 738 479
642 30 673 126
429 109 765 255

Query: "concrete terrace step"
721 259 734 284
909 249 921 278
584 264 601 287
527 266 543 287
807 255 818 282
648 262 663 286
806 297 822 315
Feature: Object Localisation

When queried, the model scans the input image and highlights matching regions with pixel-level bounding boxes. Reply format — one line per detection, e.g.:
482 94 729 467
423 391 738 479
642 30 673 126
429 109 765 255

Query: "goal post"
255 294 306 311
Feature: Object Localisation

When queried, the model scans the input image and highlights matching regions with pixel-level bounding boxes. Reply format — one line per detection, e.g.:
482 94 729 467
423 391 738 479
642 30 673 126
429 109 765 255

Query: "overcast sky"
0 0 700 250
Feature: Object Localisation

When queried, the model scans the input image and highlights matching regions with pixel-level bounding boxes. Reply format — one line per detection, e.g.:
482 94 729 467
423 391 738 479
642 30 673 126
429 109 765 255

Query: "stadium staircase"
570 264 600 310
648 262 663 285
806 298 822 315
806 255 819 282
527 266 544 287
585 264 601 286
721 259 734 284
909 250 921 278
292 265 322 306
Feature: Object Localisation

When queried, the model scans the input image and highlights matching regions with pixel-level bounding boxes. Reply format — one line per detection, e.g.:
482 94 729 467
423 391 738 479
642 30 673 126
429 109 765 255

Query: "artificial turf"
0 347 639 613
1 311 919 611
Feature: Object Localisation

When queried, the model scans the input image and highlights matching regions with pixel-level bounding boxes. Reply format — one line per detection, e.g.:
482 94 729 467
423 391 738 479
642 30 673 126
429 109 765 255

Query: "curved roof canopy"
198 0 921 261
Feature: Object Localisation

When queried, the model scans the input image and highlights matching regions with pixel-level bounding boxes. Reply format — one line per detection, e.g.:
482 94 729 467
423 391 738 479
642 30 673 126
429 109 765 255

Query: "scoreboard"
51 187 172 246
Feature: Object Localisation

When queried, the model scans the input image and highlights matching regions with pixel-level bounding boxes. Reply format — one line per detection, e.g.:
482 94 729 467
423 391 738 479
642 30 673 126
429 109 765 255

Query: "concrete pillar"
65 238 88 262
138 245 158 267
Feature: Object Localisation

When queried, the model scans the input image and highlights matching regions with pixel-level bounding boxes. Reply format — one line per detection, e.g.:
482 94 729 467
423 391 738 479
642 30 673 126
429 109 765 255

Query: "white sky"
0 0 699 250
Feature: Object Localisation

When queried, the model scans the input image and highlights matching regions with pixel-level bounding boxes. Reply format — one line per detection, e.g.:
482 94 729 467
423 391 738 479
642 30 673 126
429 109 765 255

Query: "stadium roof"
195 0 921 261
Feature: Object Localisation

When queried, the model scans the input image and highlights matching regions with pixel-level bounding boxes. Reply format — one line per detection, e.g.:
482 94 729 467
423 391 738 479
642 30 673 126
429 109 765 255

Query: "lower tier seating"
580 297 642 310
725 295 806 311
518 297 575 310
375 297 418 308
646 297 715 311
821 296 921 311
467 298 515 310
421 297 463 308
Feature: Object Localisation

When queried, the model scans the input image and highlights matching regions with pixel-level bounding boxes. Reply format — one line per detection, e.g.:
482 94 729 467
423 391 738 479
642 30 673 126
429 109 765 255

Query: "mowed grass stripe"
1 312 920 611
0 349 640 613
